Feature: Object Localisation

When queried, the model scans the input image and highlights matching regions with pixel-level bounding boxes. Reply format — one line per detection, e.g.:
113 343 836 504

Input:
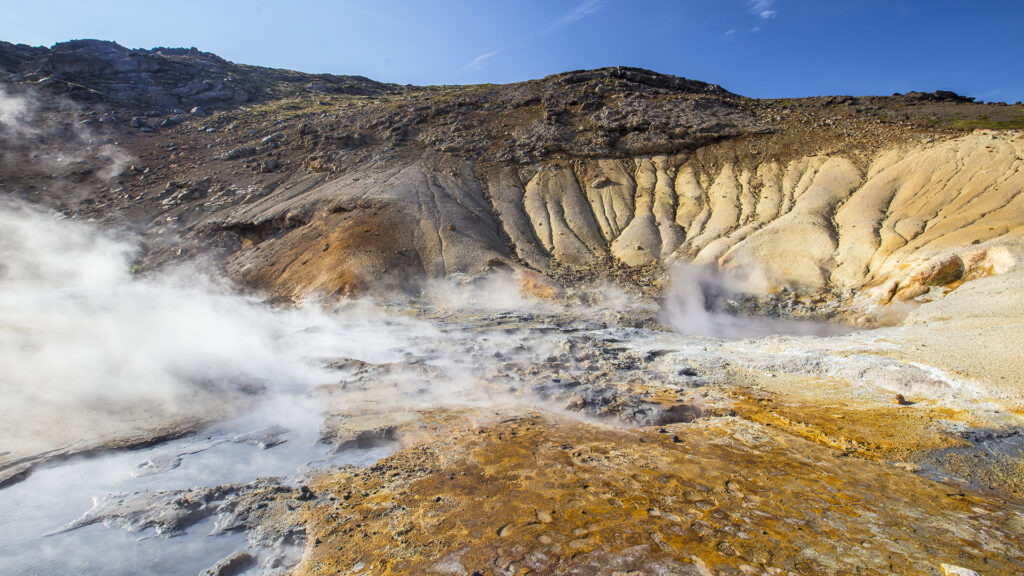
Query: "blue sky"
2 0 1022 102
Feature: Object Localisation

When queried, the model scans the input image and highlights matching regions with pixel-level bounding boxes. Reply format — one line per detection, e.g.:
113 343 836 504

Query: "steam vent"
2 38 1024 576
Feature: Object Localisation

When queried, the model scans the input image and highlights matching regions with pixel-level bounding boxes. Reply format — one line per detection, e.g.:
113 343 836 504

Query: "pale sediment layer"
222 131 1024 314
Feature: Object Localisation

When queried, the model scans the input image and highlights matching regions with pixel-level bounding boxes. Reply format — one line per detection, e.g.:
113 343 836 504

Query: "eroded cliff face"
213 131 1023 322
4 42 1020 320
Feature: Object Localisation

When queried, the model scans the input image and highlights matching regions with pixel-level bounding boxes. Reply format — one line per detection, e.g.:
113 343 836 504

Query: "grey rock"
1 39 394 112
232 425 288 449
46 485 240 537
222 146 256 160
260 131 284 145
200 550 256 576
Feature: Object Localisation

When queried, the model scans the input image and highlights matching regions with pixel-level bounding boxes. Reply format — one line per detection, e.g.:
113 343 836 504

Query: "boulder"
222 146 256 160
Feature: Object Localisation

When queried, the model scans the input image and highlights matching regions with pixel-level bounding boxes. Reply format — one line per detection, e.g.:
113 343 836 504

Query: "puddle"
7 516 247 576
0 413 394 576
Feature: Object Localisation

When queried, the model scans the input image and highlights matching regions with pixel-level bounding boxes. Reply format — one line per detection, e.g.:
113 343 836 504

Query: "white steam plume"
658 264 850 338
0 200 317 457
0 86 132 183
0 200 552 462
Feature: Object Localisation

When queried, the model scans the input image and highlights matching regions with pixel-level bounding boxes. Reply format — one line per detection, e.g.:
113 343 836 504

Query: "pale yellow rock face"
718 156 862 290
578 158 635 242
489 131 1023 301
610 157 661 266
523 167 605 266
224 131 1022 314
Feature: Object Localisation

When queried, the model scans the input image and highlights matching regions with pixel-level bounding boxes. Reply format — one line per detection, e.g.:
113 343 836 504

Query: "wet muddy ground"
3 293 1024 575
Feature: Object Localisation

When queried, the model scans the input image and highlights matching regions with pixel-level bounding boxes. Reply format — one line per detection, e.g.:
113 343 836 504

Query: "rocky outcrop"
0 39 396 110
208 130 1022 316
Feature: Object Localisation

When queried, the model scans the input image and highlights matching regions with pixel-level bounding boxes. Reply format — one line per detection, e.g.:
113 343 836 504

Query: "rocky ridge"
0 39 396 110
4 40 1021 322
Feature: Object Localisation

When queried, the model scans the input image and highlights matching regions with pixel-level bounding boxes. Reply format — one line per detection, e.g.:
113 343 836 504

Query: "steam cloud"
0 199 853 464
658 264 850 338
0 200 320 455
0 200 549 460
0 86 131 184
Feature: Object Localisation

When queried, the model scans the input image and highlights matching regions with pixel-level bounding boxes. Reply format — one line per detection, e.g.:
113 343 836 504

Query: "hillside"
3 40 1024 576
3 41 1022 313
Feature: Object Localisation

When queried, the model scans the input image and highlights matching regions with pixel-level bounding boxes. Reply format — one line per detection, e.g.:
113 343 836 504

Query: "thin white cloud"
748 0 777 19
546 0 609 33
458 0 609 77
460 49 501 73
724 29 737 39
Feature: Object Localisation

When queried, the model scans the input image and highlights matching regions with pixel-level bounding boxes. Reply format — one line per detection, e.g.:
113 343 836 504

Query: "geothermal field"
1 36 1024 576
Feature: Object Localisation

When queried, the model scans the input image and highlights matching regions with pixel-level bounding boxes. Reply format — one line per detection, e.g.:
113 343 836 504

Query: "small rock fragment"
296 485 315 501
940 564 981 576
200 550 255 576
517 269 563 299
222 146 256 160
567 536 597 551
260 158 280 173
